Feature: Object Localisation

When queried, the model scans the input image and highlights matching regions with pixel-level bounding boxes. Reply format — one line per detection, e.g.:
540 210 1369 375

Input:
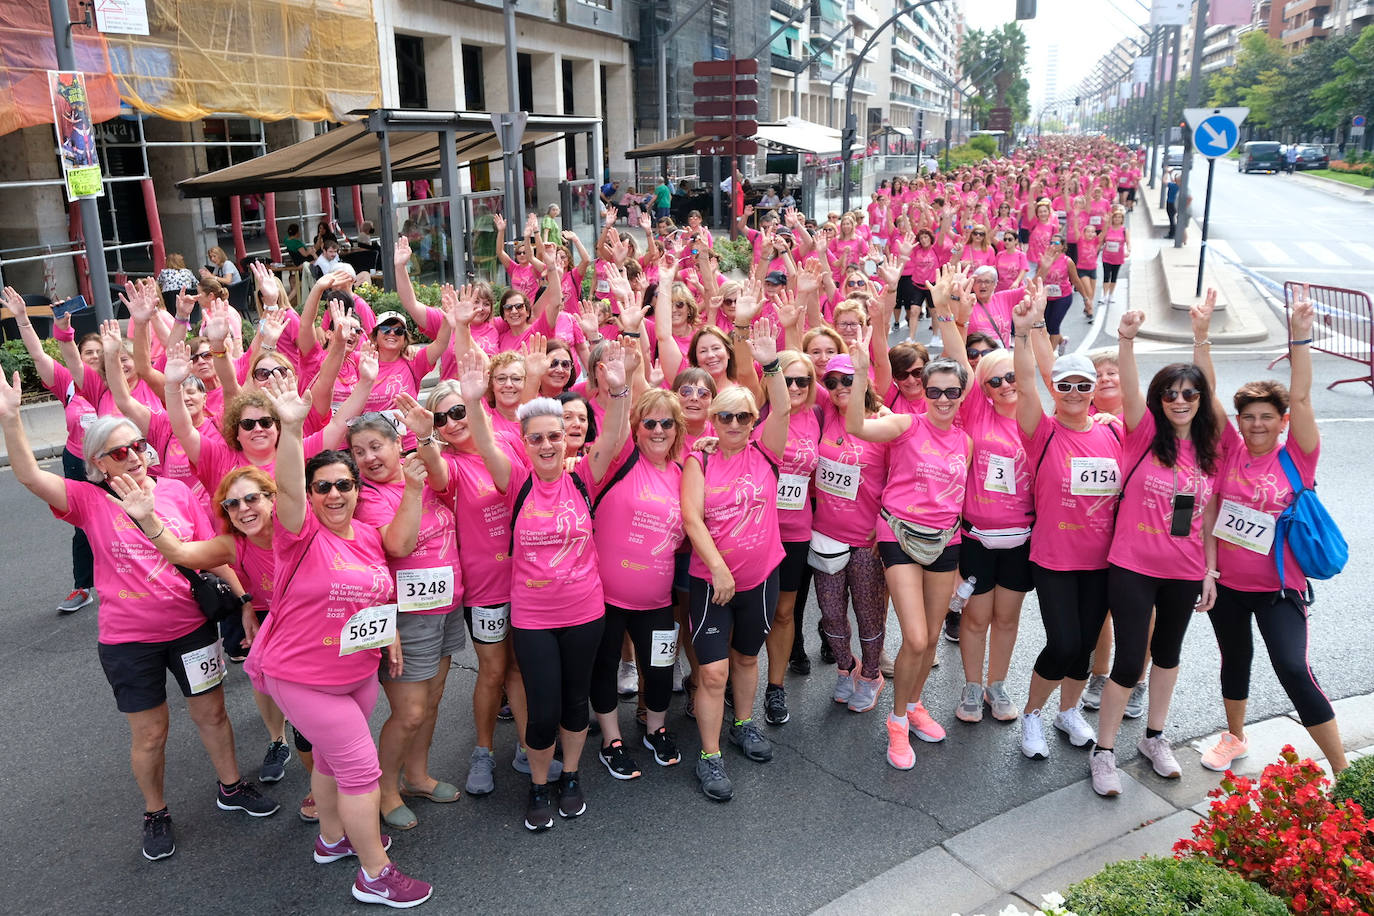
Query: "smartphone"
1169 493 1196 538
52 295 90 319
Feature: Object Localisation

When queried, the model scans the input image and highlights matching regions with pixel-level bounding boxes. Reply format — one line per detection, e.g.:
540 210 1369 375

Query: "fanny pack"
964 521 1032 550
882 510 958 565
807 530 852 575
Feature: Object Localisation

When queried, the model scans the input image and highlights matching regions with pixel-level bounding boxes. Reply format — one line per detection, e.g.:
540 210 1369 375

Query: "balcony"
1281 20 1329 43
772 0 805 13
810 61 844 83
846 0 879 28
890 91 918 107
1282 0 1327 18
852 76 876 94
770 52 806 74
891 63 915 82
892 35 917 58
810 14 842 39
1323 0 1373 27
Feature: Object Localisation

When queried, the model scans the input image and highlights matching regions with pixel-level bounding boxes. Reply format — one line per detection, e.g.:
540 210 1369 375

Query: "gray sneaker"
984 681 1017 721
1081 674 1108 711
512 745 563 779
1090 748 1122 797
695 754 733 801
466 746 495 795
833 668 856 705
258 739 290 783
56 587 94 614
728 720 773 762
1124 680 1148 719
847 673 884 713
955 681 984 723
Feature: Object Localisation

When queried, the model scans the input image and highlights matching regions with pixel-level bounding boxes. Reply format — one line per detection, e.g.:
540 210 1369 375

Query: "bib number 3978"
181 643 226 695
816 456 861 501
339 604 397 656
396 566 453 612
1070 457 1120 496
1213 499 1275 555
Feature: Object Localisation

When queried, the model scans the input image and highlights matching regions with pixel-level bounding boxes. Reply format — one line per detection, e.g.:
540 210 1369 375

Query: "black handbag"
176 565 242 624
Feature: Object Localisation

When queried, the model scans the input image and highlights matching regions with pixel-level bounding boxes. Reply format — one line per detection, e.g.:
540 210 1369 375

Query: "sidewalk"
0 398 68 468
812 692 1374 915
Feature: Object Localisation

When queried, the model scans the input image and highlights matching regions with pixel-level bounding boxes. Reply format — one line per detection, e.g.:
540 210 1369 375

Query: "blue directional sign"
1183 106 1249 159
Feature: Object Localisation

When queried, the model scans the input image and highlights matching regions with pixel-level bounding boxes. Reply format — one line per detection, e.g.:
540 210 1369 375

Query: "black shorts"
1126 187 1137 202
463 603 512 645
877 541 960 573
1017 227 1031 245
688 568 779 665
896 276 920 311
958 535 1034 594
1077 267 1097 280
97 621 222 714
1102 262 1122 284
778 539 810 592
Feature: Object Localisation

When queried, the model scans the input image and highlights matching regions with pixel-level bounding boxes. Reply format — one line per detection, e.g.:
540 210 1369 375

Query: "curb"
1292 171 1374 199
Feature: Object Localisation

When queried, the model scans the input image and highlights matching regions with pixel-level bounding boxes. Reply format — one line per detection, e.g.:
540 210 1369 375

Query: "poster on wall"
48 71 104 201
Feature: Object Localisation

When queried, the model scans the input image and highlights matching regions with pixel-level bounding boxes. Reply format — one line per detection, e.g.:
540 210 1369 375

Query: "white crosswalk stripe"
1207 239 1239 263
1295 241 1347 267
1250 240 1295 266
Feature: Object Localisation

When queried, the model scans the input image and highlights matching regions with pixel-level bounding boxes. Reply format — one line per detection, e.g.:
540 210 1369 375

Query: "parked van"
1238 141 1283 174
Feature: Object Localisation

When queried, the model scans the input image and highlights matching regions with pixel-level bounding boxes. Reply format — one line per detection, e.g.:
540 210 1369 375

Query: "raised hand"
328 268 355 291
356 341 379 383
849 325 872 375
600 338 627 391
775 289 801 330
748 316 779 366
524 212 540 239
261 370 310 426
164 338 192 385
201 300 230 344
100 319 124 359
646 358 665 389
796 261 822 298
577 299 602 340
1118 309 1145 340
1012 294 1034 334
1291 284 1315 339
617 293 646 334
606 262 634 304
876 254 901 288
0 370 21 421
258 309 286 348
493 213 507 234
2 286 26 319
602 206 618 228
1190 288 1216 340
521 331 550 378
392 392 434 439
119 281 151 324
457 349 488 402
638 211 652 233
108 474 158 523
175 287 197 322
734 278 765 325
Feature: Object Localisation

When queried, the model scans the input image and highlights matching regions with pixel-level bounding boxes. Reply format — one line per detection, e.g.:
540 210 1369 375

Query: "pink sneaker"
314 833 393 864
352 862 433 908
886 715 915 770
906 701 947 743
1200 732 1249 772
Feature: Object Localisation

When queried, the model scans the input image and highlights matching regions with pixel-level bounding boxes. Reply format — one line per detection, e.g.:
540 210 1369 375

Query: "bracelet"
211 350 227 358
417 434 438 447
1031 321 1047 329
147 524 166 541
1193 338 1211 347
260 344 276 352
587 335 604 345
1120 333 1136 341
609 386 631 399
620 331 641 339
1291 337 1313 346
16 321 32 329
1206 569 1221 580
173 316 190 325
760 359 781 375
54 325 75 342
936 315 954 323
1015 333 1029 340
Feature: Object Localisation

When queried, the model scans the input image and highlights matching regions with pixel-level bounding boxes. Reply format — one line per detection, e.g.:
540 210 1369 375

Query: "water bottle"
948 576 976 614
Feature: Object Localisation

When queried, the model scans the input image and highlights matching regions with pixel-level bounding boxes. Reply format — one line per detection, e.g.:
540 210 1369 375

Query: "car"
1164 145 1184 168
1295 146 1329 170
1238 141 1283 173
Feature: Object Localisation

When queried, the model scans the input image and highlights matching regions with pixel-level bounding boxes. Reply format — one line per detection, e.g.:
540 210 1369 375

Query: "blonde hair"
631 389 686 461
710 386 758 419
165 252 187 270
975 349 1014 387
486 352 525 407
777 350 817 409
803 326 848 356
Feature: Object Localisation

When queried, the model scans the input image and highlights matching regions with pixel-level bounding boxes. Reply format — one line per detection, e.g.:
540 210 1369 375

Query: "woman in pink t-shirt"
0 387 278 862
1033 235 1081 353
1066 215 1102 322
803 326 846 378
1199 295 1349 776
959 225 996 269
1099 207 1130 310
681 318 789 801
883 342 930 417
993 230 1029 292
495 213 547 303
845 332 971 771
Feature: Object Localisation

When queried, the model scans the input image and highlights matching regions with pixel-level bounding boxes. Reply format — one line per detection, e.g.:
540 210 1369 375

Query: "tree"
1314 24 1374 145
1208 31 1286 109
1278 32 1354 136
957 23 1030 138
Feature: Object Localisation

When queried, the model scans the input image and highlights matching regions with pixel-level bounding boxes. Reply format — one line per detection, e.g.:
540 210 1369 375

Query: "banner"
1132 56 1152 84
1150 0 1189 27
1208 0 1253 27
48 71 103 201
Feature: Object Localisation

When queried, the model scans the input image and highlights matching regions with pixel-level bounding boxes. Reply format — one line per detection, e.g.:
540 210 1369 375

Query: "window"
462 45 485 110
396 35 427 109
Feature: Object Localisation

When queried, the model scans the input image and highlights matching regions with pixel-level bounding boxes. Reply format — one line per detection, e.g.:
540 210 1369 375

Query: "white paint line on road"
1256 267 1374 276
1251 241 1295 266
1296 241 1347 267
1207 239 1239 263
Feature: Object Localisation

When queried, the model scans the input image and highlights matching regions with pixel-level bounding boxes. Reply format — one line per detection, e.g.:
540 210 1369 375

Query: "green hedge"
1065 857 1288 916
1333 755 1374 814
0 339 64 399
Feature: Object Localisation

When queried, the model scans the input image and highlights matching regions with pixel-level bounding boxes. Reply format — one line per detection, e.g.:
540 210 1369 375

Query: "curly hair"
212 466 277 537
220 392 279 452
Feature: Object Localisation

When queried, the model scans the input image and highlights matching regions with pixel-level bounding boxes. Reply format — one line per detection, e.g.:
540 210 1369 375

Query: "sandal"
399 779 461 804
299 794 319 823
381 803 418 830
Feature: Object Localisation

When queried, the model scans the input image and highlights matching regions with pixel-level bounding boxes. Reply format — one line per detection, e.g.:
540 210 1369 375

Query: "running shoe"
1053 706 1096 748
314 833 393 864
259 739 290 783
788 649 812 676
764 684 790 726
216 780 280 816
1057 336 1070 356
1020 710 1049 760
818 620 836 664
1124 680 1148 719
351 863 433 908
955 682 984 723
942 610 961 643
1200 732 1249 772
642 727 681 766
1080 674 1108 711
512 745 562 779
142 808 175 861
57 588 93 614
1137 735 1182 779
879 650 895 679
848 673 884 713
886 714 915 770
523 783 554 832
984 682 1017 722
497 701 513 722
556 771 586 818
906 702 946 743
465 747 495 796
833 667 856 705
696 753 733 801
1090 748 1122 797
617 660 638 697
728 719 773 762
597 740 642 780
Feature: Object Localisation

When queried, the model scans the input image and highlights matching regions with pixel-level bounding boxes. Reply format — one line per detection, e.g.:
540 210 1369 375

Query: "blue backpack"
1273 448 1348 593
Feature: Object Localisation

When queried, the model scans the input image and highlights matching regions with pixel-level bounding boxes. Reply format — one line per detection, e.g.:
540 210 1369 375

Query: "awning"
756 116 850 157
624 132 697 160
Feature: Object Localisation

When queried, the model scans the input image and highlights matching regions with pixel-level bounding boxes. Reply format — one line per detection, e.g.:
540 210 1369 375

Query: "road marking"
1250 241 1294 266
1347 243 1374 263
1255 267 1374 276
1208 239 1240 263
1296 241 1347 267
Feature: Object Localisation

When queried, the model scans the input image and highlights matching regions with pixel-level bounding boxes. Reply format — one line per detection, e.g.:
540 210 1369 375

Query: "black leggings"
511 617 606 750
1106 565 1202 688
1102 262 1122 284
62 448 93 589
1208 584 1334 727
590 604 676 716
1030 565 1110 682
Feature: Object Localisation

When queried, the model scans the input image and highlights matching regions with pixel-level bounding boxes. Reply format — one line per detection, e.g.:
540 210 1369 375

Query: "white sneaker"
617 660 638 697
1020 710 1049 760
1057 336 1070 357
1054 705 1096 747
1137 735 1182 779
1090 748 1122 797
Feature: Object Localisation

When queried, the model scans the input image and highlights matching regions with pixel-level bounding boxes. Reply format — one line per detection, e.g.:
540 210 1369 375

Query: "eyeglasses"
99 438 148 462
310 478 357 495
823 374 855 390
190 351 214 363
238 416 277 432
784 375 812 389
549 358 574 370
1162 388 1201 403
925 386 964 401
433 404 467 427
836 321 863 332
1054 381 1096 393
967 348 995 360
714 411 755 426
221 491 268 512
252 365 290 382
375 324 407 336
640 418 675 431
987 372 1016 388
493 374 526 386
972 231 986 236
524 431 566 446
892 366 925 382
678 385 712 399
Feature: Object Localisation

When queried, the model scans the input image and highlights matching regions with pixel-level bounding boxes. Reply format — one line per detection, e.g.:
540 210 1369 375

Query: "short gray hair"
923 355 969 388
516 396 565 433
83 416 145 482
972 265 998 282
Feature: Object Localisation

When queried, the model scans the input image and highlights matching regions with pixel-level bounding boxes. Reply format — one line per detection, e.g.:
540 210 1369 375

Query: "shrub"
968 135 999 157
1065 857 1287 915
0 339 62 398
1330 159 1374 177
712 236 755 275
1333 754 1374 814
1174 745 1374 913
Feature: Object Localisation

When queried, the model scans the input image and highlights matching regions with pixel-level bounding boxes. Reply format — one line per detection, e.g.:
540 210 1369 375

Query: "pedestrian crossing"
1207 238 1374 274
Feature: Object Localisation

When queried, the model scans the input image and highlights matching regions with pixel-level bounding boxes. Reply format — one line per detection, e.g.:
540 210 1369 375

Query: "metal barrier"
1267 281 1374 392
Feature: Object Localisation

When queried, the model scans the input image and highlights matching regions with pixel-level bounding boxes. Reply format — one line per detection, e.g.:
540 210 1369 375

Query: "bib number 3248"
396 566 453 613
339 604 398 656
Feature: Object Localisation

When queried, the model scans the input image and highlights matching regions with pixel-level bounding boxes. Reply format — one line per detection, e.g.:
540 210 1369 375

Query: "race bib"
79 412 98 430
816 456 861 501
396 566 453 613
1070 457 1121 496
1105 241 1121 253
1089 215 1103 226
984 454 1016 495
1045 284 1062 298
470 603 509 644
339 604 397 656
650 625 680 668
776 473 809 512
1213 499 1276 555
181 643 226 695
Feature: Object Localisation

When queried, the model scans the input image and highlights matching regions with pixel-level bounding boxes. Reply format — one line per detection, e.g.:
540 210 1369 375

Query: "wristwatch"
238 593 254 606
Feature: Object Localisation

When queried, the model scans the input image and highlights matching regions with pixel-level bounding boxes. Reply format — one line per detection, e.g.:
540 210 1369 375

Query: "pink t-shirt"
1041 255 1074 300
235 536 278 612
53 477 211 644
756 407 820 544
354 474 461 614
1075 232 1102 271
504 461 604 629
967 289 1020 347
46 362 97 458
1022 416 1124 571
1102 227 1127 265
884 383 928 417
249 512 395 686
962 246 997 268
960 393 1033 531
77 370 165 423
1214 423 1316 594
994 248 1029 292
367 351 435 449
191 431 325 495
1108 412 1218 580
507 263 541 302
146 411 214 513
903 244 943 286
439 434 523 606
581 441 684 610
876 413 970 541
1026 219 1058 264
812 405 888 548
687 442 785 590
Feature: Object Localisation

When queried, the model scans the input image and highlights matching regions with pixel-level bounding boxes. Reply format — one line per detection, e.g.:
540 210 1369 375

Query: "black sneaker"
498 692 514 721
696 754 734 802
597 739 642 780
942 610 961 644
216 780 280 817
789 648 812 676
259 739 290 783
642 727 681 766
818 620 836 664
142 808 175 861
524 783 554 832
556 771 586 819
764 684 790 726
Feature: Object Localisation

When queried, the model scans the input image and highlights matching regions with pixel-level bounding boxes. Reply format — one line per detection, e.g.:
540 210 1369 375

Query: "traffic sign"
1354 116 1367 127
1182 106 1248 159
694 140 758 156
694 100 759 117
693 79 758 98
693 59 758 77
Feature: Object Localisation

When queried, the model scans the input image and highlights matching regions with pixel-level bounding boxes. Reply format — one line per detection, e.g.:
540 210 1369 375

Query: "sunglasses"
252 365 290 382
967 348 995 360
640 418 674 431
784 375 812 389
823 374 855 390
221 491 268 512
190 351 214 363
310 478 357 495
1162 388 1201 403
100 438 148 462
925 386 964 401
846 280 866 288
722 298 737 306
549 358 574 370
972 231 986 236
346 411 401 430
238 416 277 432
987 372 1016 388
524 431 566 446
1054 381 1095 393
714 411 755 426
375 324 407 336
504 301 529 312
433 404 467 427
893 366 926 382
678 385 712 399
